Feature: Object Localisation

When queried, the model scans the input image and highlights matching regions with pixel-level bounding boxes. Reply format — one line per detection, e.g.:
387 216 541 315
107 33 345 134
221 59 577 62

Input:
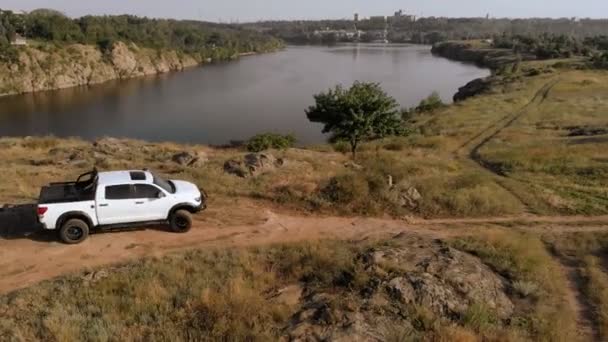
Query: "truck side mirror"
157 191 166 199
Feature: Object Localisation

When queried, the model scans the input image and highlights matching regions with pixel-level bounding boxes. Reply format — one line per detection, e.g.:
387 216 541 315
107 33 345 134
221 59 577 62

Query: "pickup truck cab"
37 169 206 244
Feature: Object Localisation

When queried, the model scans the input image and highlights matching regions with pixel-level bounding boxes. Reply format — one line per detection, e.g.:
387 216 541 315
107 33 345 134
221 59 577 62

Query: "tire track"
546 245 601 341
468 79 559 176
454 79 560 212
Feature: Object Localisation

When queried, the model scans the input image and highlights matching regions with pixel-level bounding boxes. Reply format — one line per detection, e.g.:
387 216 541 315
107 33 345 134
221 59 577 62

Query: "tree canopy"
306 82 405 158
0 9 282 60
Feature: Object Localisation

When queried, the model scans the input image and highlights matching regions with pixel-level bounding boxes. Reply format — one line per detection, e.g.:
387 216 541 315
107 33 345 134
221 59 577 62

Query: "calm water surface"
0 45 489 145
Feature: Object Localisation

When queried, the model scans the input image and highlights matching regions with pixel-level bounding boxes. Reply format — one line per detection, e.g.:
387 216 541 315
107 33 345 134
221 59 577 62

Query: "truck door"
96 184 139 225
131 184 172 222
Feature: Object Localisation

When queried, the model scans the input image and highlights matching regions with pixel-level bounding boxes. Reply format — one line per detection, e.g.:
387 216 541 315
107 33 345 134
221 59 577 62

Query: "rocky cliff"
431 41 523 69
0 42 203 96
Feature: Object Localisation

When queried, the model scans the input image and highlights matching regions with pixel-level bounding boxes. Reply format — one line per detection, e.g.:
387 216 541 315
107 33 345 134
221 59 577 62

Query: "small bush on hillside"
415 92 445 113
321 173 370 205
333 141 351 154
246 133 296 152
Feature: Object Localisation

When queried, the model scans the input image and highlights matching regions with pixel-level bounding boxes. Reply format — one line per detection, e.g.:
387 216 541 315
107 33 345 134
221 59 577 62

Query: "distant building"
354 13 359 22
392 10 416 23
369 16 387 23
10 34 27 46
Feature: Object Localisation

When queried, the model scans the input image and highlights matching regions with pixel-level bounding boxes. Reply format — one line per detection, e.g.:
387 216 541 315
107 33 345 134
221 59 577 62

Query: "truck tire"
59 218 90 244
170 210 192 233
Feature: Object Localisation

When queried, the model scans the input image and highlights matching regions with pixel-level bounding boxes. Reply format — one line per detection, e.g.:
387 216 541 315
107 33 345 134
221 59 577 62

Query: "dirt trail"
550 250 601 341
454 79 560 213
1 205 608 295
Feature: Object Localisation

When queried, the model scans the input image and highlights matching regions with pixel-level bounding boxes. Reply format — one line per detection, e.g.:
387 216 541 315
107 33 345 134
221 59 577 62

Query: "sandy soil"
1 200 608 295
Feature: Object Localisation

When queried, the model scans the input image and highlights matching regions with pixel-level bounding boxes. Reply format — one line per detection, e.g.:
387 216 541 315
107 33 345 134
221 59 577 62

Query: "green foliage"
246 133 296 152
321 172 370 205
414 91 445 113
492 33 588 60
0 45 19 63
0 8 283 59
592 52 608 69
306 82 406 158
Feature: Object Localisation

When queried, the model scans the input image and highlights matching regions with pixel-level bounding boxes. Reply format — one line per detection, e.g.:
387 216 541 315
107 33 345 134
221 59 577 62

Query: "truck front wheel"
170 210 192 233
59 218 90 244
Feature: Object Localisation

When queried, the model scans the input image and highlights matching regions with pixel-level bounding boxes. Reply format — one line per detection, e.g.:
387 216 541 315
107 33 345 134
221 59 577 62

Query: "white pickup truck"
37 169 206 244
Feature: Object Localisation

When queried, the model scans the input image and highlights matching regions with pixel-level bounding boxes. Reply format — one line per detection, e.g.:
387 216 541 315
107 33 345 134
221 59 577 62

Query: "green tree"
306 82 404 159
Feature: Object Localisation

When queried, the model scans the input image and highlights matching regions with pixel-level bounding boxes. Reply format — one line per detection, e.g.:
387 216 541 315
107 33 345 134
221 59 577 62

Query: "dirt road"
1 201 608 295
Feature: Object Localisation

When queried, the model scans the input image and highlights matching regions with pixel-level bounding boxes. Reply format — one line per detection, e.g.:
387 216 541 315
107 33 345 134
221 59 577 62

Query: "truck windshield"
153 173 175 194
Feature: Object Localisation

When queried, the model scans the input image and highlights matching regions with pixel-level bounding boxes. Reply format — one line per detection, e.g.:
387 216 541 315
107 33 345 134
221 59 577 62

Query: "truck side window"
133 184 161 199
105 185 132 200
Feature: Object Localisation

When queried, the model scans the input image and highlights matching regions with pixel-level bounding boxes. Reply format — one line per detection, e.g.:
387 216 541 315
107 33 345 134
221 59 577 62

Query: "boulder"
171 151 208 168
244 153 284 173
224 153 284 178
93 138 128 155
223 160 249 178
284 234 515 341
453 77 493 102
386 180 423 210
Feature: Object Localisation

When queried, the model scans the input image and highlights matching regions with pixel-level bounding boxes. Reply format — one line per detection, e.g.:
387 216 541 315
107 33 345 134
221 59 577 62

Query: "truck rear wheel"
170 210 192 233
59 218 90 244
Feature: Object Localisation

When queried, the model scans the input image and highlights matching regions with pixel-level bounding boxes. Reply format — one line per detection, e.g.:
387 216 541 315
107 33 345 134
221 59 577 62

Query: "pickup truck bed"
39 182 95 204
0 204 42 237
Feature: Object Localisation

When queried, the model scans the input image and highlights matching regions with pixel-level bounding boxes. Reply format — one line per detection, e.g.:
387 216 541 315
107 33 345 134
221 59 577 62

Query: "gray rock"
172 151 208 167
224 153 284 177
224 160 249 178
93 138 127 154
387 277 416 304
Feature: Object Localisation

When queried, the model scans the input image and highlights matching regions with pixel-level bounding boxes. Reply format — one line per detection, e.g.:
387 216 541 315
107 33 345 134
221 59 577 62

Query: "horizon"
2 0 608 23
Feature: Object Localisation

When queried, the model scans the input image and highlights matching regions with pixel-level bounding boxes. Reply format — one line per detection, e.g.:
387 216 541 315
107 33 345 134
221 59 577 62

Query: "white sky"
1 0 607 22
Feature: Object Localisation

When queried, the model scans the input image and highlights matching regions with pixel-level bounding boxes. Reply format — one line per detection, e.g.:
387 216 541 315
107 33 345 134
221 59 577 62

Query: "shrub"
246 133 296 152
321 173 369 205
333 141 351 154
414 92 445 113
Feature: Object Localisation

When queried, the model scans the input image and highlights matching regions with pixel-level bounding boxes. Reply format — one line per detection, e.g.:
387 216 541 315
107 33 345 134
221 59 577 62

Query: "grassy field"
0 54 608 341
0 234 584 341
452 229 579 341
1 64 606 219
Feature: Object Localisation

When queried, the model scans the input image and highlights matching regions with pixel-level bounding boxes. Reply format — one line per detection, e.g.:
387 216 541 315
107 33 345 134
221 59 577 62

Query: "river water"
0 44 489 145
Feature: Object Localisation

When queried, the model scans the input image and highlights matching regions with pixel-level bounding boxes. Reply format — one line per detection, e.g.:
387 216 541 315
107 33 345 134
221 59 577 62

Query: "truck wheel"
170 210 192 233
59 219 89 244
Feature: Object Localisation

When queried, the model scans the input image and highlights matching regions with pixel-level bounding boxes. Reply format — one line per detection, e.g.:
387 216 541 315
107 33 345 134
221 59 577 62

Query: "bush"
333 141 350 154
321 173 370 205
246 133 296 152
414 92 445 114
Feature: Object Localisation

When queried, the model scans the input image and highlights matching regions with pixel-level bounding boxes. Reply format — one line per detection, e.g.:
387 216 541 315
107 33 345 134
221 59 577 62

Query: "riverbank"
0 42 278 97
431 40 526 70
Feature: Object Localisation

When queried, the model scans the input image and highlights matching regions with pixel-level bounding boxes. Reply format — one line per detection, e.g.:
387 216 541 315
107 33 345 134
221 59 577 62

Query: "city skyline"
1 0 608 22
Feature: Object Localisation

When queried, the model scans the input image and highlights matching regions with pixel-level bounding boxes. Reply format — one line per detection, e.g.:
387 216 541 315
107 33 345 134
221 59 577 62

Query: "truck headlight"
195 197 201 202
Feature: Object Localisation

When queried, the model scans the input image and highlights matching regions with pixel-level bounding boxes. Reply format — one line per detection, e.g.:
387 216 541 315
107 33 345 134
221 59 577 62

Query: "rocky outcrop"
224 153 285 178
453 77 494 102
431 41 526 70
284 234 515 341
172 151 208 168
0 42 202 96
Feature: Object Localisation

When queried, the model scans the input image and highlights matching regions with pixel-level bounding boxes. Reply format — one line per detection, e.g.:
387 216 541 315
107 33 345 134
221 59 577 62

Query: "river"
0 44 489 145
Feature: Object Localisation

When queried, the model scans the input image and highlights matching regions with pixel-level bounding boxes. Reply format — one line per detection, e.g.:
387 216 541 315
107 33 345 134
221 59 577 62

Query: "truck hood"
171 180 200 196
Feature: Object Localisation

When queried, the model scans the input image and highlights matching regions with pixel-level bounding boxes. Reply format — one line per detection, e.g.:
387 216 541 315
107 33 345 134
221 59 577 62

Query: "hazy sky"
2 0 607 22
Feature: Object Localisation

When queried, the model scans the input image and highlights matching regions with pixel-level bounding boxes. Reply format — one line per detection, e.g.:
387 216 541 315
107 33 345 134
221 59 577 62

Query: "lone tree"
306 81 404 159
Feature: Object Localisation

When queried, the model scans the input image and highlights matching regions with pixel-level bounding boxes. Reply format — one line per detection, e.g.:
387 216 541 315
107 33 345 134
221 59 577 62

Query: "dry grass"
451 228 578 341
0 235 583 341
0 64 606 220
544 232 608 340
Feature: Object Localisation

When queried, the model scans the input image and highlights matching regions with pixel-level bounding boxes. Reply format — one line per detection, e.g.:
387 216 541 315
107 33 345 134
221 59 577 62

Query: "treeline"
242 17 608 45
491 33 608 69
0 9 283 61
